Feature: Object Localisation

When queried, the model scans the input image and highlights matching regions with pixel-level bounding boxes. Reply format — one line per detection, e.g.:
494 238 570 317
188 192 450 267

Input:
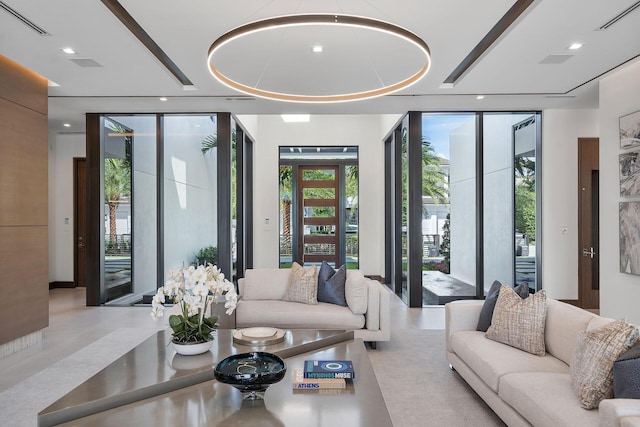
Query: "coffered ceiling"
1 0 639 131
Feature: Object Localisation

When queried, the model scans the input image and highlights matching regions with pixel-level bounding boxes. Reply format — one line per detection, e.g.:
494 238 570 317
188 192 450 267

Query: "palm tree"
280 166 292 248
104 157 130 242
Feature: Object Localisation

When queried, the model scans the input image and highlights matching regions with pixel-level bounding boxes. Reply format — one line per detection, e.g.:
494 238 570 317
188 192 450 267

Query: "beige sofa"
446 299 640 427
236 268 391 346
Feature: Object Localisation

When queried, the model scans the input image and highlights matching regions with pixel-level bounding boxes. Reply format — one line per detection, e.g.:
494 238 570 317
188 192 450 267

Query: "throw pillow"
345 270 368 315
317 261 348 306
477 280 530 332
570 320 639 409
283 263 318 305
613 342 640 399
485 286 547 356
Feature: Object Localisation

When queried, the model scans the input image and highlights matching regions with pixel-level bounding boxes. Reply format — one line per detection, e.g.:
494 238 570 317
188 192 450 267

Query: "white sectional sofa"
446 298 640 427
236 268 391 346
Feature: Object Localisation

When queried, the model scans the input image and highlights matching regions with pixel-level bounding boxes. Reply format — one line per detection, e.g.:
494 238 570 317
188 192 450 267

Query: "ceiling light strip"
599 1 640 30
99 0 193 86
443 0 535 85
207 14 431 103
0 1 50 35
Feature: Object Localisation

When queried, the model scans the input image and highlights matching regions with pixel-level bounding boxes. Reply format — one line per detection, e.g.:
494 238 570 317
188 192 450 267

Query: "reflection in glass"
514 116 537 291
103 118 133 301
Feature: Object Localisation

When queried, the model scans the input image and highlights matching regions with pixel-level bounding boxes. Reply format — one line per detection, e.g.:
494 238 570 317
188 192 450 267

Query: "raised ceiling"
1 0 639 131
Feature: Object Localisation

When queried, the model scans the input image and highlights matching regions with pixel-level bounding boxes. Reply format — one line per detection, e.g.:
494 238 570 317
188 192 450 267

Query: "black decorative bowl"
214 352 287 400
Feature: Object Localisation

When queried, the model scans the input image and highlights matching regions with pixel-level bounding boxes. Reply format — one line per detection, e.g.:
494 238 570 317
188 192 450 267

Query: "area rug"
367 329 505 426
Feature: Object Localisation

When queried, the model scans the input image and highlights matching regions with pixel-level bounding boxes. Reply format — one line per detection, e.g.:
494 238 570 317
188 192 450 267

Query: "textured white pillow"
486 286 547 356
345 270 368 314
283 263 318 305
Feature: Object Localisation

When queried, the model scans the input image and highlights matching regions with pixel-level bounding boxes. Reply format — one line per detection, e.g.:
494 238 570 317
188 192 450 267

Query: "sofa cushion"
242 268 292 300
486 286 547 356
345 270 368 315
236 299 365 330
450 330 568 393
570 319 639 409
499 372 600 427
476 280 529 332
283 263 318 305
317 261 347 306
544 299 599 365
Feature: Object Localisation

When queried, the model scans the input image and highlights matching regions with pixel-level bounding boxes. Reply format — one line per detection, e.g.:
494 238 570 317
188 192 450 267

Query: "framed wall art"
619 201 640 276
619 150 640 196
620 110 640 149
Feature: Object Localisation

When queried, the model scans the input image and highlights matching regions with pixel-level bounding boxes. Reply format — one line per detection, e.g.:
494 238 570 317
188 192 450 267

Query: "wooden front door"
578 138 599 309
74 158 87 288
297 166 340 265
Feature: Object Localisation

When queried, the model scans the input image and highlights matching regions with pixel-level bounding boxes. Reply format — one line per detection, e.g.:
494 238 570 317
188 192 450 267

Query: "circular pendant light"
207 14 431 103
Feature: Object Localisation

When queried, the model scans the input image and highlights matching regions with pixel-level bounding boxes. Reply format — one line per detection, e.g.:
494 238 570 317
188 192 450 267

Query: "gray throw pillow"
317 261 347 306
477 280 530 332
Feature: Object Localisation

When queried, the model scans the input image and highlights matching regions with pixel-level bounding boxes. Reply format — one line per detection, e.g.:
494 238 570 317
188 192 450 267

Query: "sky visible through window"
421 114 473 160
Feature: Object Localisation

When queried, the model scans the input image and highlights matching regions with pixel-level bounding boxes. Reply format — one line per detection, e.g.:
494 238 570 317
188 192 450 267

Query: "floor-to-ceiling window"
385 111 541 307
87 113 252 306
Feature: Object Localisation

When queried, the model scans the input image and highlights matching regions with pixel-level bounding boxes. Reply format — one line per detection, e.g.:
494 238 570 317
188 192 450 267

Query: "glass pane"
279 165 292 268
103 117 134 302
422 113 476 305
483 113 534 293
103 115 157 301
401 119 409 298
304 243 335 255
163 115 218 279
304 207 335 218
345 165 358 269
231 118 237 281
514 115 537 291
303 188 335 199
303 169 335 180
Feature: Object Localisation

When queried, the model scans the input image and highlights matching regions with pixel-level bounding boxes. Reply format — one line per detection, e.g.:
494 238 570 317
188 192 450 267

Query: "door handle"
78 236 85 249
582 247 596 258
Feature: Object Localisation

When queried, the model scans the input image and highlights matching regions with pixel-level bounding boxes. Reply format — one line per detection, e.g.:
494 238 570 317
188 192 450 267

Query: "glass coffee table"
39 329 392 427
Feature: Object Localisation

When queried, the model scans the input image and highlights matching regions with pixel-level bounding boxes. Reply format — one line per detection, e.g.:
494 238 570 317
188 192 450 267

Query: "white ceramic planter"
172 340 213 356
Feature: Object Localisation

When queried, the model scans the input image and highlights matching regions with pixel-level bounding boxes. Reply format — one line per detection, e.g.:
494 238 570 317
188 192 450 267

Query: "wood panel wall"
0 55 49 345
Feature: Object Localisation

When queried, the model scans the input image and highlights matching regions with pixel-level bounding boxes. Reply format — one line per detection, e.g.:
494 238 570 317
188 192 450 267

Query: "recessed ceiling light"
312 45 323 53
569 43 583 50
476 95 485 100
63 123 71 127
61 47 76 54
281 114 310 123
159 97 168 101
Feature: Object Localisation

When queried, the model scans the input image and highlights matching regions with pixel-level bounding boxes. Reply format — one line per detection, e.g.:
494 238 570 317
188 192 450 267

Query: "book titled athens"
292 369 346 389
303 360 355 379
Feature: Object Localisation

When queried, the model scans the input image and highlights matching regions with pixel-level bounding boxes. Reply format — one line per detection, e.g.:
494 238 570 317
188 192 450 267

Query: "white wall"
599 58 640 324
541 109 599 299
48 133 86 282
449 118 477 285
249 114 401 275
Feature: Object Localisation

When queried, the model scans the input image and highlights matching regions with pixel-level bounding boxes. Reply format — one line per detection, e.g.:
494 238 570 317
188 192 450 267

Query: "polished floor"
0 286 445 393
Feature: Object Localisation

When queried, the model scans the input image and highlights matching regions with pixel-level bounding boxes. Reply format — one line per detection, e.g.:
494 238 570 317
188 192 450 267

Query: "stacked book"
292 360 355 390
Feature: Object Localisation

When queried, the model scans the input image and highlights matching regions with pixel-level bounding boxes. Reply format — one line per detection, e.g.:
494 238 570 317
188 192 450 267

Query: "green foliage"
515 185 536 240
168 313 219 343
440 213 451 270
195 245 218 266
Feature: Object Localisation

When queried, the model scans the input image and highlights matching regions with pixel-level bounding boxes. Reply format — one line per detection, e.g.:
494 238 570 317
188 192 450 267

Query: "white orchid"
151 262 238 343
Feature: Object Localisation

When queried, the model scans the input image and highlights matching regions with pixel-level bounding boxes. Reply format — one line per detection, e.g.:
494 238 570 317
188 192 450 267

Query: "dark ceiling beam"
100 0 193 86
443 0 536 85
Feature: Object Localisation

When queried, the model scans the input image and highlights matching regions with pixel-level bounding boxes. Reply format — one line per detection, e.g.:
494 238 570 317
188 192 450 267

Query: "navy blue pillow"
476 280 530 332
317 261 347 306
